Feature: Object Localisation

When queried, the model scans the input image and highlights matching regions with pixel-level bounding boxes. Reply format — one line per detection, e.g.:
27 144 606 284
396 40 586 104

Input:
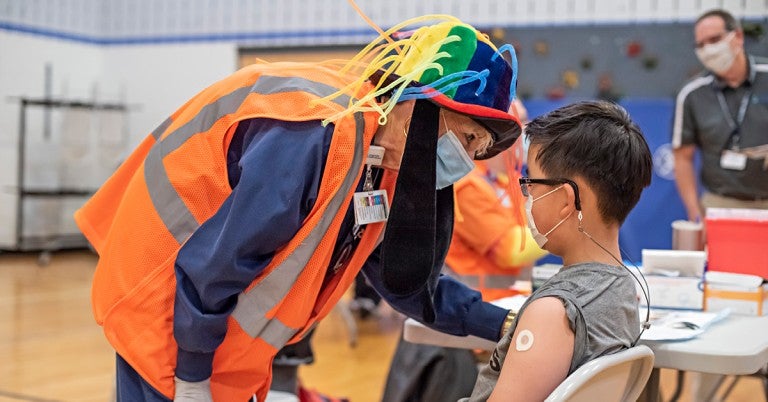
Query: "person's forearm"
361 252 508 341
673 150 702 221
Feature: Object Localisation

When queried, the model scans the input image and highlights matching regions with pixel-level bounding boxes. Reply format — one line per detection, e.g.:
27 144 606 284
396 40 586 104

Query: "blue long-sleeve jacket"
173 118 507 381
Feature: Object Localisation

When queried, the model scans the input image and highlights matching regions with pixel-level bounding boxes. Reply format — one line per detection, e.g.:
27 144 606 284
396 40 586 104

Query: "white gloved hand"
174 377 213 402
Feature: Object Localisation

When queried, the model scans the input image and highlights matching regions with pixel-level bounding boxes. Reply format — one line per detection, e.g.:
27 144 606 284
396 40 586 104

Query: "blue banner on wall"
524 99 688 265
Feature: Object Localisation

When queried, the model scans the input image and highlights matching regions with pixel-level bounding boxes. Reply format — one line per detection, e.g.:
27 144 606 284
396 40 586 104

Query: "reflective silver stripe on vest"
232 112 365 349
151 117 173 140
145 76 350 244
159 86 254 158
142 74 364 349
444 266 519 289
145 144 201 244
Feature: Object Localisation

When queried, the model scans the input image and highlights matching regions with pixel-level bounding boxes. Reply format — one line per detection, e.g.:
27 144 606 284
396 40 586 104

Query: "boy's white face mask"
695 31 737 74
524 185 571 248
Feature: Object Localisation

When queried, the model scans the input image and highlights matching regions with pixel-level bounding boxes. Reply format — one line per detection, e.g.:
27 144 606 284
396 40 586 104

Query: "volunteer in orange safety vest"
75 16 523 401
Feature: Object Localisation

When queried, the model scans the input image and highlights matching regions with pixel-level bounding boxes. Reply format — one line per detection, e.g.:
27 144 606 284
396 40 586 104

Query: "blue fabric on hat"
453 41 512 114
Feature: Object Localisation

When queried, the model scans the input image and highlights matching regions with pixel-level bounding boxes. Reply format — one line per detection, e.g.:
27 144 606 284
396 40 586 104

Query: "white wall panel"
654 0 678 22
722 0 746 16
0 189 16 247
633 0 656 21
678 0 702 21
699 0 723 13
549 0 583 24
103 43 236 147
2 0 767 46
571 0 593 23
0 30 107 174
594 0 633 22
495 0 517 24
509 0 531 25
744 0 768 18
529 0 550 25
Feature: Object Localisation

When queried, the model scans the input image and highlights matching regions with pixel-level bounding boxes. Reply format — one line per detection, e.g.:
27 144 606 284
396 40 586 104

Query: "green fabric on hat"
418 25 477 99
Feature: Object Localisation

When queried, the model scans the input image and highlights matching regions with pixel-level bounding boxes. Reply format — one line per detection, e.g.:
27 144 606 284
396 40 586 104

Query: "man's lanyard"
716 88 752 151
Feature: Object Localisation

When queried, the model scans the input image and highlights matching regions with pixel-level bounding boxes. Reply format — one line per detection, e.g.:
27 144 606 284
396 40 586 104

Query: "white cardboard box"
644 275 704 310
704 272 768 316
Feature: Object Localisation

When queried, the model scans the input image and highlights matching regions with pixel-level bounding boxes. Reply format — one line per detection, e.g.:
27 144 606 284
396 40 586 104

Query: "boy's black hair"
696 9 741 32
525 100 652 224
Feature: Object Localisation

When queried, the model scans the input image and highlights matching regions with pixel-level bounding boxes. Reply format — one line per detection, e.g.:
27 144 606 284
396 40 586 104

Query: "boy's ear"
559 183 577 217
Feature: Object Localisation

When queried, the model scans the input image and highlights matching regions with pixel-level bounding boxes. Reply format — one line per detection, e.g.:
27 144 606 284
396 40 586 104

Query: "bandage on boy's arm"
488 297 574 402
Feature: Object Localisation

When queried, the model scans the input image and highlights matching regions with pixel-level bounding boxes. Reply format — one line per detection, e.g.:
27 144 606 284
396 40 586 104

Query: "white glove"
174 377 213 402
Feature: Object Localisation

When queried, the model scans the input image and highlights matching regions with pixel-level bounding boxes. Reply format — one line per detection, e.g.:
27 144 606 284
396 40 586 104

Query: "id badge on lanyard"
720 148 747 170
717 90 750 171
353 145 389 225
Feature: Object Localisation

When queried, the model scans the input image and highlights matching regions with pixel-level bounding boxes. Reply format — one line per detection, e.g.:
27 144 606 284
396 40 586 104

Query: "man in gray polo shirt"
672 8 768 400
672 8 768 222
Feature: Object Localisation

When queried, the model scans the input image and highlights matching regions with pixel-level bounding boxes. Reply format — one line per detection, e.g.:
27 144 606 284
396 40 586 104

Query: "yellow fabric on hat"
393 22 453 80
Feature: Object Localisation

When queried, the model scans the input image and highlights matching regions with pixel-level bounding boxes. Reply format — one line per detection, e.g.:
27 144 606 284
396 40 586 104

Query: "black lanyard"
716 88 752 151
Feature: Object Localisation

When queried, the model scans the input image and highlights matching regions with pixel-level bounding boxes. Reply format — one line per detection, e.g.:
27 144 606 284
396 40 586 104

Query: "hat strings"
318 33 466 126
311 36 427 122
340 14 463 76
398 69 490 102
493 44 519 101
346 0 396 48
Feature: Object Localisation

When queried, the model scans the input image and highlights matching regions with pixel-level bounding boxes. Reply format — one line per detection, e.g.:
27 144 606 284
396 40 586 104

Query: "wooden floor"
0 249 764 402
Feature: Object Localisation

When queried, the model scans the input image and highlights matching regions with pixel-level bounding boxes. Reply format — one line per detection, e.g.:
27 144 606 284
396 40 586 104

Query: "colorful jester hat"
319 15 522 159
316 16 523 318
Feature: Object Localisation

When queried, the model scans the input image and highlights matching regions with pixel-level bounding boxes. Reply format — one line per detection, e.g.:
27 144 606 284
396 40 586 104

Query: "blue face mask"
435 130 475 189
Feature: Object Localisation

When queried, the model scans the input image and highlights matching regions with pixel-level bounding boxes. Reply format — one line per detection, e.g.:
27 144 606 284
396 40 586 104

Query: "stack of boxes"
534 208 768 317
703 208 768 316
640 249 706 311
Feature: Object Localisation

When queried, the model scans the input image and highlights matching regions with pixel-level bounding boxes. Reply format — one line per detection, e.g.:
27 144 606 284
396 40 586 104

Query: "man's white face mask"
524 185 572 248
695 31 737 74
435 130 475 189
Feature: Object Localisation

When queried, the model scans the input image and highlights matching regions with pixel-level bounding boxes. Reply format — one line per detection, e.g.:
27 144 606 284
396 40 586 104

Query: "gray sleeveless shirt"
463 262 641 401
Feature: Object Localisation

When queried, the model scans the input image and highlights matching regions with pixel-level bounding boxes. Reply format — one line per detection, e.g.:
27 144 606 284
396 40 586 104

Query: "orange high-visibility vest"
75 62 396 401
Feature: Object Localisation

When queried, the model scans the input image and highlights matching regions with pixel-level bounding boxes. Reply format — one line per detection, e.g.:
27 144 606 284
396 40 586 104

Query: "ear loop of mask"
531 185 572 238
532 184 563 202
440 109 449 134
575 206 651 344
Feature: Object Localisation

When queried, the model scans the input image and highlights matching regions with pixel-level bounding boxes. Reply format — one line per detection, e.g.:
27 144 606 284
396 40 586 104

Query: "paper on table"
489 296 731 341
491 295 528 313
640 308 730 341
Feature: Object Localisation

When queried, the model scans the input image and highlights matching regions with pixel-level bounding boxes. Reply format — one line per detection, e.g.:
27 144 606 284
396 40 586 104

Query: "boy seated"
463 100 653 401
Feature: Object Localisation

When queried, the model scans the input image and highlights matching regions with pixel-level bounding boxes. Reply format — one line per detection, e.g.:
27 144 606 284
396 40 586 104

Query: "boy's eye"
464 133 477 143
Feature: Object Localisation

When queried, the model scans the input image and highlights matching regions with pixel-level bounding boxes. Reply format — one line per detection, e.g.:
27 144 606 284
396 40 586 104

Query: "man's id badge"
720 150 747 171
353 190 389 225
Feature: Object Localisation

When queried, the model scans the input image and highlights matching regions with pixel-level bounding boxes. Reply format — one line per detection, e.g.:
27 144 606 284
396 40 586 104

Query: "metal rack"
11 97 128 257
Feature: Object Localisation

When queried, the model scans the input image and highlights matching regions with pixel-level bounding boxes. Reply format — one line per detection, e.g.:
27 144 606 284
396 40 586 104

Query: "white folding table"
403 314 768 400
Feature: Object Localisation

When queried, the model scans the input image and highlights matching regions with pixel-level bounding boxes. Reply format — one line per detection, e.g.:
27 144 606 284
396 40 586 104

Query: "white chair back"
544 345 655 402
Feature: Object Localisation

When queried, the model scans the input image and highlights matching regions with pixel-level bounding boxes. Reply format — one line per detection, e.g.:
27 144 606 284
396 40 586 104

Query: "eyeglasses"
519 177 582 211
695 31 733 49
